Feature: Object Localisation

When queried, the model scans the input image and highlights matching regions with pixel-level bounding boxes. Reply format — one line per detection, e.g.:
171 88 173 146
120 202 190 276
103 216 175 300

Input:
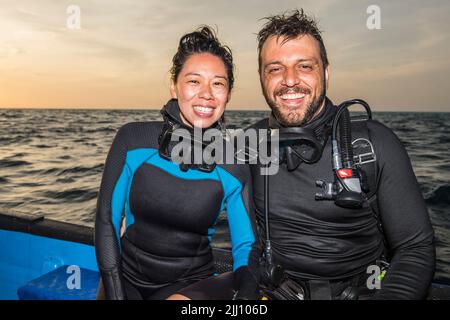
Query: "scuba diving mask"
266 103 335 171
273 126 328 171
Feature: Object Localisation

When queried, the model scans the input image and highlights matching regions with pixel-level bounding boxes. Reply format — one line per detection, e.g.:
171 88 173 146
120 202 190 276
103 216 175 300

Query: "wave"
438 136 450 144
394 126 417 133
84 127 116 133
41 188 98 203
0 135 32 144
35 144 53 149
413 154 443 161
57 164 104 175
55 177 76 183
426 185 450 206
0 159 31 168
41 168 60 175
1 113 20 119
19 182 43 188
437 164 450 171
4 152 29 158
18 167 58 175
20 164 104 176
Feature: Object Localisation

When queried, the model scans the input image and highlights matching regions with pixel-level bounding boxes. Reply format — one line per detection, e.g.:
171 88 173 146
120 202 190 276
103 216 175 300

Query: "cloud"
0 0 449 110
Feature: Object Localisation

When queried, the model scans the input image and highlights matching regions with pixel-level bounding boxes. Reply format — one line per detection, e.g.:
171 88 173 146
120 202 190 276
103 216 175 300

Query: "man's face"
259 34 329 126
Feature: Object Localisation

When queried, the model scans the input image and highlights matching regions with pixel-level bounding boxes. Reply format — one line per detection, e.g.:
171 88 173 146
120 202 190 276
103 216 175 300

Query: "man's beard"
264 80 326 127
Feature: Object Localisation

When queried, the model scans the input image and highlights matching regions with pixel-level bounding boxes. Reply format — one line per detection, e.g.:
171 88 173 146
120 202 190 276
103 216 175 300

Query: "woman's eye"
188 80 199 84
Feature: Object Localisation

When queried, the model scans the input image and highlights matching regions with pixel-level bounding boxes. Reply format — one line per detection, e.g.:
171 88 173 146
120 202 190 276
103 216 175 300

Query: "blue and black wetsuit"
95 100 260 300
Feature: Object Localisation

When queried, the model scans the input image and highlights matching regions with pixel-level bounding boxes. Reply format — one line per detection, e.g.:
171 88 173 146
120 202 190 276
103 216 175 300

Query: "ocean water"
0 109 449 283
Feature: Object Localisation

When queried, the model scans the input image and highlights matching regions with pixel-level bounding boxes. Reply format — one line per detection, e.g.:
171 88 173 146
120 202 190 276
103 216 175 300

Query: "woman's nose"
199 83 213 99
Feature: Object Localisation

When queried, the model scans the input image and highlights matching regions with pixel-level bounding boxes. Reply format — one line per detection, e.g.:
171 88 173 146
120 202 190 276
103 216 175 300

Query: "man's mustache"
275 86 311 97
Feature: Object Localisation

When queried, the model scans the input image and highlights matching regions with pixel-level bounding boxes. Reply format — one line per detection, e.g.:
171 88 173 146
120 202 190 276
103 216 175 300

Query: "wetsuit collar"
161 99 188 129
268 97 336 171
158 99 220 172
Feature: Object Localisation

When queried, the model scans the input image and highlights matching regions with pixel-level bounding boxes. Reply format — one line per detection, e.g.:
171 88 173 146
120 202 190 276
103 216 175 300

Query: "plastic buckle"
355 152 376 165
352 138 376 165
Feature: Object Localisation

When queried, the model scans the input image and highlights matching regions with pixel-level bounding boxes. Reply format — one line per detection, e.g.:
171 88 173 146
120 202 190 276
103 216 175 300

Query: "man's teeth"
280 93 306 100
194 106 214 113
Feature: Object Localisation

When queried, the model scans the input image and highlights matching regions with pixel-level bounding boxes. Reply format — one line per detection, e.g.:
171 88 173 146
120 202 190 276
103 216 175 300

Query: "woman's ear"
170 79 178 99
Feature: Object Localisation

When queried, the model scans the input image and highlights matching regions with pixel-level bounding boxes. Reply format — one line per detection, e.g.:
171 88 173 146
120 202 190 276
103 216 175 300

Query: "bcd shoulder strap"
350 118 389 260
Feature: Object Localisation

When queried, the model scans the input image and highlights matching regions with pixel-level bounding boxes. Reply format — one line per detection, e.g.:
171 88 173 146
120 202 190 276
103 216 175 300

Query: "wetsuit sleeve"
94 125 131 300
223 165 261 299
369 121 435 300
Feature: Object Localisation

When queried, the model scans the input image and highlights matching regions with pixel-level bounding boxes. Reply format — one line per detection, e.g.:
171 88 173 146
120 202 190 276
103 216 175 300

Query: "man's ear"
325 65 330 90
170 80 177 99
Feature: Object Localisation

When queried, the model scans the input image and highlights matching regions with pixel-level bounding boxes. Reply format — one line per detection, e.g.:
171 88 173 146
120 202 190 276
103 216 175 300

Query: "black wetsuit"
95 100 259 300
249 98 435 299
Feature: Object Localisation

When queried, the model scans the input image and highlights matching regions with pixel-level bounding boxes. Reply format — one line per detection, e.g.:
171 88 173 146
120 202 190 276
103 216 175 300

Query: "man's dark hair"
171 25 234 91
257 9 329 71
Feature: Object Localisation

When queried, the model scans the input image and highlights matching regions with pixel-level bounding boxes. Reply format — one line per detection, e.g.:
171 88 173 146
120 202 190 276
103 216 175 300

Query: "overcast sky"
0 0 449 111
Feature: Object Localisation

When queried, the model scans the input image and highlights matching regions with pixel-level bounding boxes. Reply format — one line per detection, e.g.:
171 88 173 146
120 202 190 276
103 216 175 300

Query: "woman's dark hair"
257 9 329 71
170 26 234 91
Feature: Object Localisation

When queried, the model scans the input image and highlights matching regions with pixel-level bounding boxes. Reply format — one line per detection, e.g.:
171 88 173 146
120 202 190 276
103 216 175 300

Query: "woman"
95 26 260 300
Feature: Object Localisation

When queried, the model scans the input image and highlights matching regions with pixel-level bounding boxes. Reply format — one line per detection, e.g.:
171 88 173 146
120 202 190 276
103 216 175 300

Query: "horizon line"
1 107 449 113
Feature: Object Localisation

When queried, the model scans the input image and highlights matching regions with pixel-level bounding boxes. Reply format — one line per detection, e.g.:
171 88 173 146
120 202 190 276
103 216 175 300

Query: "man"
248 9 435 299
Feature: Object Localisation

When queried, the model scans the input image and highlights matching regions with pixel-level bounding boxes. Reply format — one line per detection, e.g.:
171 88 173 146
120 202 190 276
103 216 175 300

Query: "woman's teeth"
193 106 214 114
280 93 306 100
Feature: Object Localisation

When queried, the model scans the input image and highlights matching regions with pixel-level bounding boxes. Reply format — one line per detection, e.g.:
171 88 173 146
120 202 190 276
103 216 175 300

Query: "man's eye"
188 80 199 84
214 81 225 86
268 67 281 74
300 65 313 71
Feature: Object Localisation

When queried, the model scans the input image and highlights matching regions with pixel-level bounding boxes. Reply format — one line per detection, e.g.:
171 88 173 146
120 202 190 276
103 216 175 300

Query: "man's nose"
282 67 300 87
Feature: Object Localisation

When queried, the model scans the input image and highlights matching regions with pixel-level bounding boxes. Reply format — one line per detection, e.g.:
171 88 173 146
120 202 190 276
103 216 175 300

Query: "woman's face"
170 53 230 128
